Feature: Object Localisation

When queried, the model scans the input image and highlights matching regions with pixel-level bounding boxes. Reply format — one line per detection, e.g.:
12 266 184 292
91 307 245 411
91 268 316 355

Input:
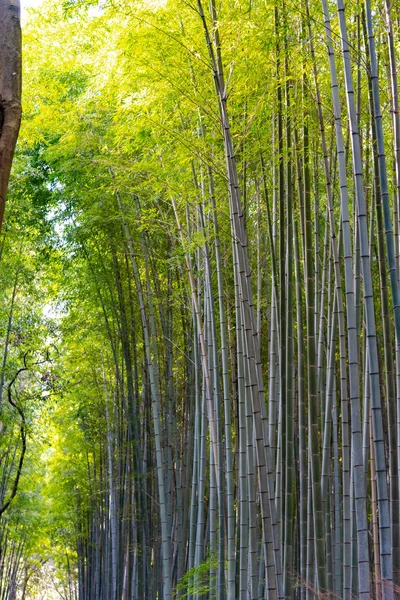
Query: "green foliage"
175 552 219 599
1 0 398 595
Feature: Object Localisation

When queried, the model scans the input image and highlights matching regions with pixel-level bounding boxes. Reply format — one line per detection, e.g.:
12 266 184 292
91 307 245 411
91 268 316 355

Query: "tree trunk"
0 0 22 228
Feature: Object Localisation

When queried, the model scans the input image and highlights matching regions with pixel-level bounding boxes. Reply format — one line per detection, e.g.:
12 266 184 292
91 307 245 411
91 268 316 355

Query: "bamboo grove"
2 0 400 598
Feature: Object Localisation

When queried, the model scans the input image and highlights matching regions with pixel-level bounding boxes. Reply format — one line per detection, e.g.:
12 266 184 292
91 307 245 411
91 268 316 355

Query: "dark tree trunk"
0 0 22 228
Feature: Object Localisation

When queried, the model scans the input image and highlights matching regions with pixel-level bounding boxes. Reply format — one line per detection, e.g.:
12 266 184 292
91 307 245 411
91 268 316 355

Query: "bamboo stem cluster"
5 0 400 598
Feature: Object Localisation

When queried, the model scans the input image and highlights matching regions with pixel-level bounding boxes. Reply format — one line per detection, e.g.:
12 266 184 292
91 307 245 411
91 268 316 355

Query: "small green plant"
175 551 219 599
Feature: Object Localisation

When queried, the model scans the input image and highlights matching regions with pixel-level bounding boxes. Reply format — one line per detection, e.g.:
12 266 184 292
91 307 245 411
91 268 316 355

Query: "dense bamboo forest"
2 0 400 597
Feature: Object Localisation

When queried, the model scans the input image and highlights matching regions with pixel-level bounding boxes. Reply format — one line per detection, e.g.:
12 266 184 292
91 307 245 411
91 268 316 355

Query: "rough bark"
0 0 22 228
